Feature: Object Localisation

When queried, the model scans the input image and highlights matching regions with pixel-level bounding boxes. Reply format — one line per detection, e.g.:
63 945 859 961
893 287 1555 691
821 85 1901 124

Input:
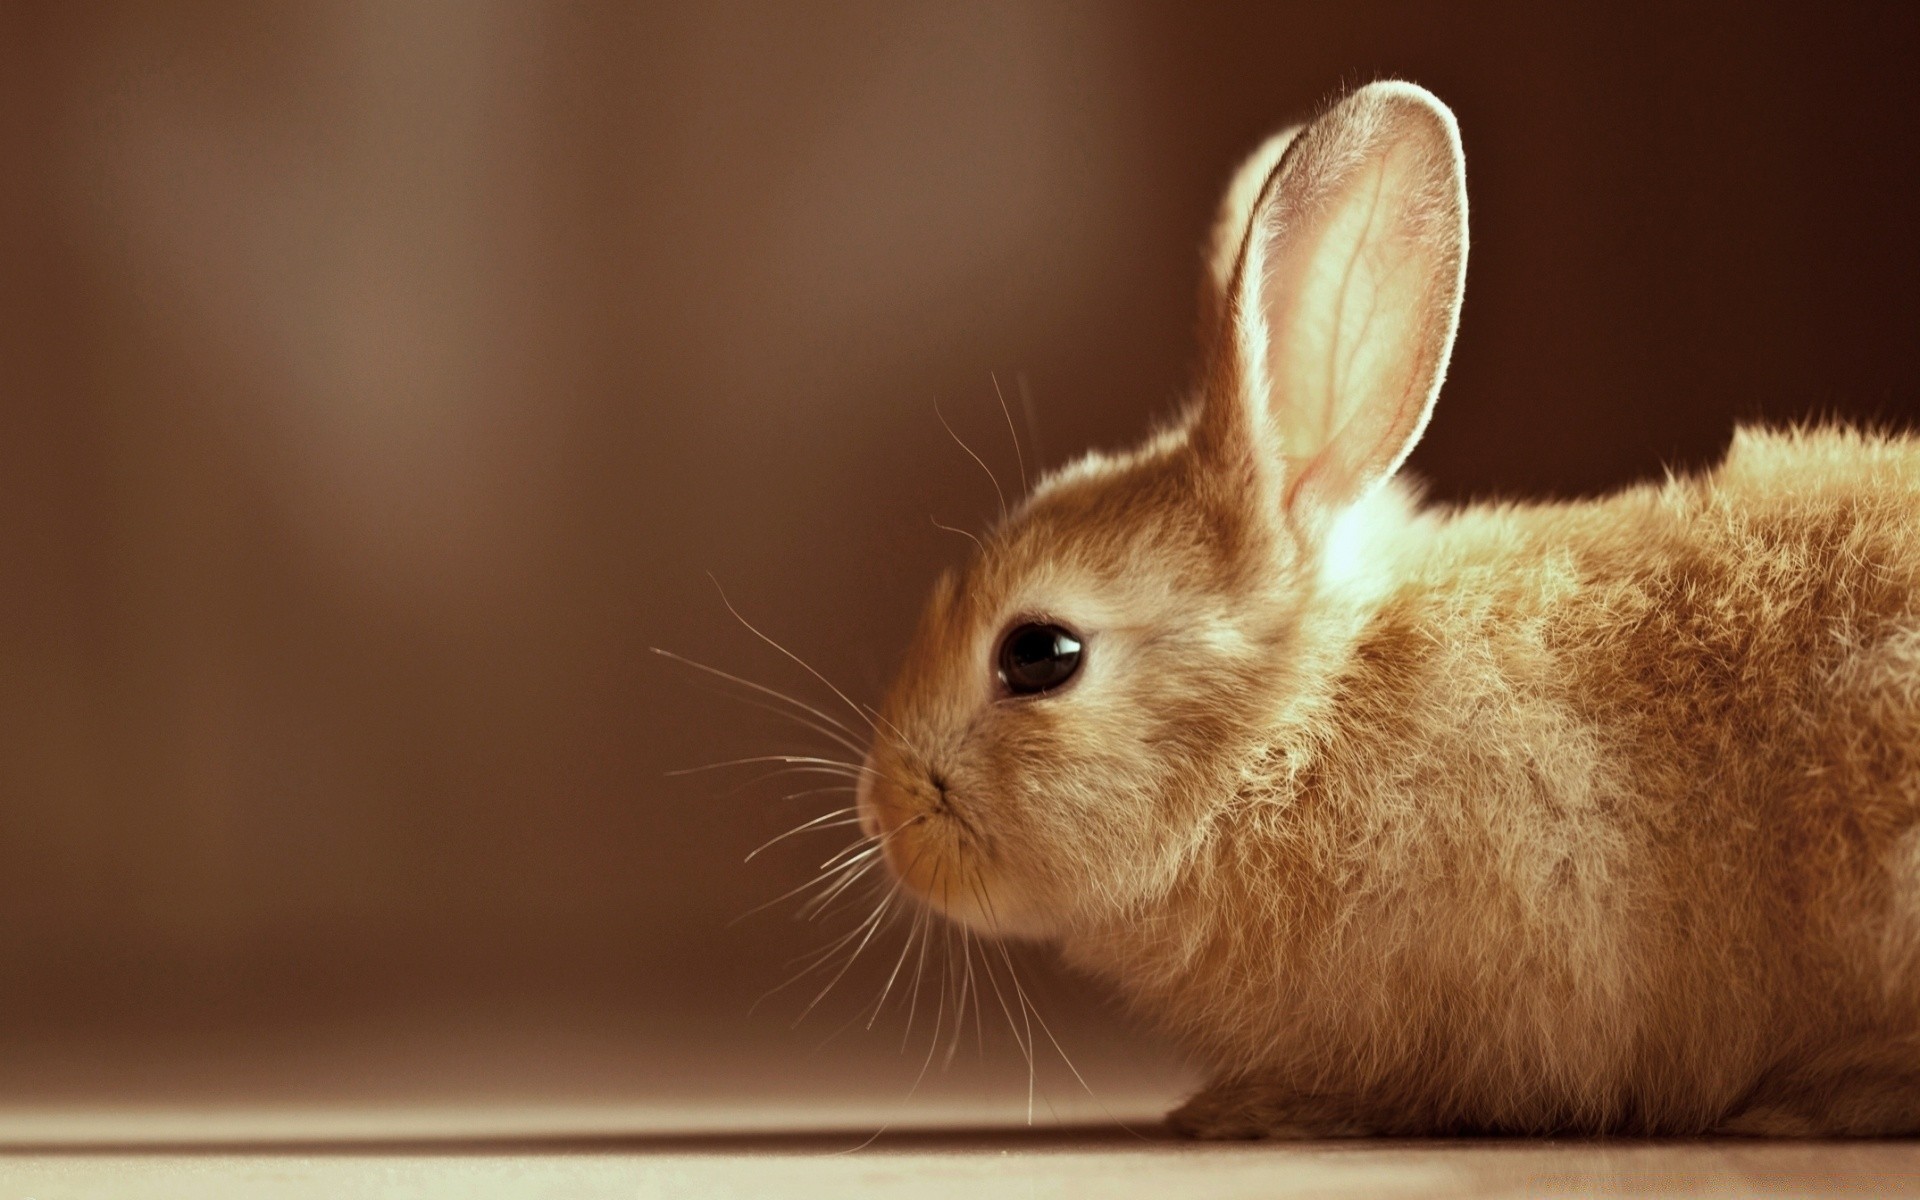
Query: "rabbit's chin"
877 818 1056 940
912 869 1056 941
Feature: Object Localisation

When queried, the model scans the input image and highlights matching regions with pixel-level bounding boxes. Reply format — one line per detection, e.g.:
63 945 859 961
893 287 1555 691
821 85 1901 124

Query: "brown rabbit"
853 80 1920 1137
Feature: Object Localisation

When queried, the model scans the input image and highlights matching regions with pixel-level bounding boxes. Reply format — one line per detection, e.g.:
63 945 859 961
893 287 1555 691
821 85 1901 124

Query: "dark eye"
996 623 1083 696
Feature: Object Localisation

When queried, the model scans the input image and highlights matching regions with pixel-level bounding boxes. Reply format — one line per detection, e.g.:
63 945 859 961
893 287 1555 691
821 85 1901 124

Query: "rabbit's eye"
997 623 1083 696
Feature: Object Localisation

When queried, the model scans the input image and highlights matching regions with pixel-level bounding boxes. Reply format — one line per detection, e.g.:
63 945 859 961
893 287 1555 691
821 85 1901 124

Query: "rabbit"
852 80 1920 1137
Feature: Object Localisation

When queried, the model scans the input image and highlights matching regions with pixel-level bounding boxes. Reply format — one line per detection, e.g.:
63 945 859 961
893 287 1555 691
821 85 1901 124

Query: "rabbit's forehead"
890 440 1243 697
984 503 1233 619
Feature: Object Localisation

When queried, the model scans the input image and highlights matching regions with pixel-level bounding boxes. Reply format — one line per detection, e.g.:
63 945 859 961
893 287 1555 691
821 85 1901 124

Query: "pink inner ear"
1244 93 1466 521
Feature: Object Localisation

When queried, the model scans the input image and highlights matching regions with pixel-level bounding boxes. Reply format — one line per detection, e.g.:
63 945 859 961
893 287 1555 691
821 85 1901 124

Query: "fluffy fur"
855 81 1920 1136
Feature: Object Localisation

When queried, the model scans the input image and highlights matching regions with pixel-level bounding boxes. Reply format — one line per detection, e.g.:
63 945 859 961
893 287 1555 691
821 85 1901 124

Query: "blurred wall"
1 1 1917 1041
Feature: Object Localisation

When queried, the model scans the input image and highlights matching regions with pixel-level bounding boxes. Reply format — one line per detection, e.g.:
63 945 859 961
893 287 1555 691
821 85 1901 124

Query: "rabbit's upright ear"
1199 82 1467 531
1204 126 1302 302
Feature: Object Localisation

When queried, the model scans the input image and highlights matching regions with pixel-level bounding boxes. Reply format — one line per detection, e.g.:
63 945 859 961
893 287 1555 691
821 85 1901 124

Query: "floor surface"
4 1118 1919 1199
0 1003 1914 1198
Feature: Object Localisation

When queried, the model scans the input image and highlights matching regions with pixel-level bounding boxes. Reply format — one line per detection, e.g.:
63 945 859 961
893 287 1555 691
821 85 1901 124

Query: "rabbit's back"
1356 424 1920 1129
1568 425 1920 1131
1548 424 1920 899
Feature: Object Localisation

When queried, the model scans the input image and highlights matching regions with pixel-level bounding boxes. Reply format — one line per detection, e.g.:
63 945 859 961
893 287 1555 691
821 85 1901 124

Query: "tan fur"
856 82 1920 1136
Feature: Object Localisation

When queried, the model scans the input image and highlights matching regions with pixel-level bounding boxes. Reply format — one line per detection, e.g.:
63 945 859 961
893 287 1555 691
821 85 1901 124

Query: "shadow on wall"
0 0 1915 1056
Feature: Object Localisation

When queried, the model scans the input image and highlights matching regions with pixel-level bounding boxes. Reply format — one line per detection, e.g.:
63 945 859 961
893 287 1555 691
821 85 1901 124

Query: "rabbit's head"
856 82 1469 939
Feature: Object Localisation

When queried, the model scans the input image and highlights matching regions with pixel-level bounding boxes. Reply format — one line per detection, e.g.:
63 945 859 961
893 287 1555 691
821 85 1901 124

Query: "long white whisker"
750 899 893 1015
795 892 896 1026
702 686 870 758
795 855 886 921
916 876 952 1082
934 396 1007 524
979 939 1033 1123
859 702 911 750
824 887 934 1157
976 888 1151 1140
1014 371 1044 475
991 371 1029 497
866 847 933 1030
806 815 920 898
970 881 1035 1125
957 926 984 1065
930 515 985 557
744 808 860 863
777 785 860 802
796 818 921 922
707 766 865 802
817 839 884 875
942 890 968 1069
708 578 881 738
776 905 884 974
1007 949 1132 1132
894 899 934 1043
650 646 861 739
866 909 920 1032
732 851 878 925
664 753 870 778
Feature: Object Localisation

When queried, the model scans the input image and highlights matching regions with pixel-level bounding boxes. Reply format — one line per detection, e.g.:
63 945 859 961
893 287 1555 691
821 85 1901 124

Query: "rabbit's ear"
1205 126 1302 302
1201 82 1467 529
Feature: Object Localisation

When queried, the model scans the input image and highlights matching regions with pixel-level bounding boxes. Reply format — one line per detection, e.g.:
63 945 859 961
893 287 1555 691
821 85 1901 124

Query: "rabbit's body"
854 82 1920 1136
1065 427 1920 1135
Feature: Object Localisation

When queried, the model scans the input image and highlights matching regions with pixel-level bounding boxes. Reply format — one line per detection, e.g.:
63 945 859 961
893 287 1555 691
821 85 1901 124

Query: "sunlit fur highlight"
859 81 1920 1136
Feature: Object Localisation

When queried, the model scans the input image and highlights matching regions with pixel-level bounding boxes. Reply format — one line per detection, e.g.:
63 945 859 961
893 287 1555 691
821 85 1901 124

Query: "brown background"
2 2 1917 1106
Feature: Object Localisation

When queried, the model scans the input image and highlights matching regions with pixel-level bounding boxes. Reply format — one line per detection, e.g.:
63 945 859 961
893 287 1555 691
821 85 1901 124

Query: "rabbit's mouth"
856 761 1044 937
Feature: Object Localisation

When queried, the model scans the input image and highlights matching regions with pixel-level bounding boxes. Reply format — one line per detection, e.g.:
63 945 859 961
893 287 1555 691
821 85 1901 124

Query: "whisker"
816 838 884 875
975 885 1152 1140
695 684 869 758
803 814 919 901
991 372 1029 497
707 578 882 739
866 846 933 1029
801 840 912 924
794 892 897 1026
957 925 985 1065
744 808 860 863
731 851 879 925
772 784 860 804
677 676 867 760
934 395 1007 524
775 905 883 975
664 753 869 779
977 954 1034 1125
708 766 864 802
941 882 968 1069
895 897 935 1043
750 899 893 1015
764 859 901 990
859 702 911 751
942 924 964 1069
822 877 933 1158
1002 943 1137 1135
1015 371 1044 475
650 647 861 740
930 514 985 556
795 854 886 921
830 1125 893 1156
969 880 1036 1125
916 872 952 1082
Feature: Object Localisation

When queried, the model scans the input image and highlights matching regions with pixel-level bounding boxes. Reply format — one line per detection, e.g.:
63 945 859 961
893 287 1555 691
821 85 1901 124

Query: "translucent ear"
1208 82 1468 525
